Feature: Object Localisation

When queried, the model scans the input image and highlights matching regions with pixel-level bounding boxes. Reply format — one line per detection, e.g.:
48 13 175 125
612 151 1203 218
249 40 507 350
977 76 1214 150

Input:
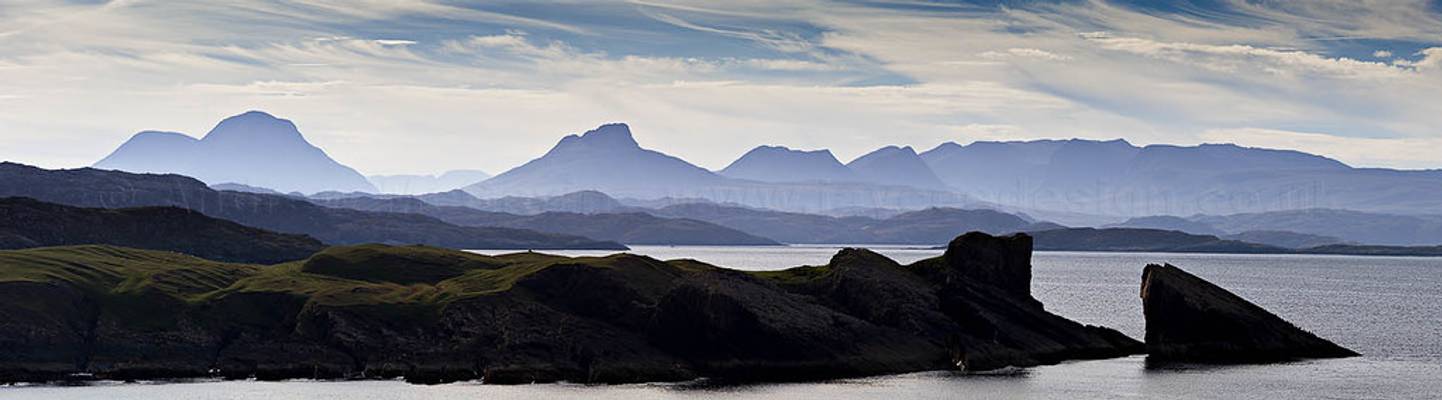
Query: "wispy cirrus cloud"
0 0 1438 175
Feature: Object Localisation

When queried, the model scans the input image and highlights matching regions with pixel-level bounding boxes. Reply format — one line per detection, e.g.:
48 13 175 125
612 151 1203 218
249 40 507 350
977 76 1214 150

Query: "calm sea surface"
7 246 1441 399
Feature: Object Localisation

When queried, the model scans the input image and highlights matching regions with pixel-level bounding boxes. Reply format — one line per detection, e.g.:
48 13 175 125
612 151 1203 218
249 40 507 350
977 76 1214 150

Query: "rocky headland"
0 232 1141 384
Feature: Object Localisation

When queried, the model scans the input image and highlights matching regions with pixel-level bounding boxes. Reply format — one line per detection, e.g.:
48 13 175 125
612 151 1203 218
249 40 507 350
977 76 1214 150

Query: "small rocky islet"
1140 263 1359 363
0 232 1354 385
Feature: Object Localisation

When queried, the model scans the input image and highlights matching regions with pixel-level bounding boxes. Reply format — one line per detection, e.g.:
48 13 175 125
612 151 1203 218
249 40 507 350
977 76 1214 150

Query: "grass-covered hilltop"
0 232 1142 384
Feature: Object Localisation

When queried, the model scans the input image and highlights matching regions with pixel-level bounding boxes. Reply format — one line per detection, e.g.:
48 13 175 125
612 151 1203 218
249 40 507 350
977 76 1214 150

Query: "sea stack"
1140 263 1358 363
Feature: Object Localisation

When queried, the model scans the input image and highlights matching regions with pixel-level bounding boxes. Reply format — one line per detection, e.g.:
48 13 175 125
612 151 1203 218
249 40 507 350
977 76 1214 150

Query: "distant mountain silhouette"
1029 227 1434 256
210 182 287 196
419 190 630 215
466 123 724 199
1111 214 1351 248
846 146 946 190
1029 228 1284 253
920 139 1442 217
1108 216 1224 236
81 112 1442 221
94 111 376 194
650 203 1043 245
368 170 491 195
324 187 1035 245
316 196 779 246
464 124 973 212
1192 209 1442 246
719 146 859 183
0 162 623 250
1221 230 1344 249
816 206 907 219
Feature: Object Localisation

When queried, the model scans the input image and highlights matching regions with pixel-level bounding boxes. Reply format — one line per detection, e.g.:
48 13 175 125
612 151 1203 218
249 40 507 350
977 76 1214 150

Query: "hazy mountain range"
94 111 376 194
7 157 1440 254
71 111 1442 246
368 170 491 195
846 145 947 190
919 139 1442 217
457 121 1442 219
718 146 859 184
0 162 620 250
1030 227 1442 256
315 196 779 246
461 123 971 212
312 189 1039 245
1110 209 1442 246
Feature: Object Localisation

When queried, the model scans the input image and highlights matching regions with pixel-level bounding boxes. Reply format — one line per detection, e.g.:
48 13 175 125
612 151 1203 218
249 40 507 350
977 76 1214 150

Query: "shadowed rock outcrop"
1140 263 1358 363
0 232 1141 385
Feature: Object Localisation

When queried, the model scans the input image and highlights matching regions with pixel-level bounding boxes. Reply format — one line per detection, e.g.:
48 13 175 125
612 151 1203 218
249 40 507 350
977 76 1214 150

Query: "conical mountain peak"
467 122 723 198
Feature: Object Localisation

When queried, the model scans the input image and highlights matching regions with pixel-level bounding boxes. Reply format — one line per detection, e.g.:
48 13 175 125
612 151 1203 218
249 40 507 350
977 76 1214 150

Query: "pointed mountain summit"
846 145 946 189
94 111 376 194
464 123 725 199
719 146 859 183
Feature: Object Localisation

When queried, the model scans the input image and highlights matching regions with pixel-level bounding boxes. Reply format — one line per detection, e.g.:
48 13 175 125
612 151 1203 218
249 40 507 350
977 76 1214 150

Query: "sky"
1 0 1440 175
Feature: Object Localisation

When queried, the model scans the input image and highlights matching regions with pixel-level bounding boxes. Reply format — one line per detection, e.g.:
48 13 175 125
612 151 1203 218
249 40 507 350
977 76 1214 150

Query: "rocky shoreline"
0 233 1143 384
0 232 1355 385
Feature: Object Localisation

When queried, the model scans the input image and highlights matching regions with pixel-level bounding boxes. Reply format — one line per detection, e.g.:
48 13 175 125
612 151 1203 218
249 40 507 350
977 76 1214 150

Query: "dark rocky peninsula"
0 232 1141 384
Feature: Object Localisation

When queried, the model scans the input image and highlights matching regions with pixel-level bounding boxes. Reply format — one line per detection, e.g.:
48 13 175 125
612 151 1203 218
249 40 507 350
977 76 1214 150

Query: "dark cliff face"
1140 263 1358 363
0 232 1142 385
940 232 1034 299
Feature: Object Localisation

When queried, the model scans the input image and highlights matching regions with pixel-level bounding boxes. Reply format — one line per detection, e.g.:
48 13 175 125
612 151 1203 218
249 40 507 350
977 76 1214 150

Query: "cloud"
1398 47 1442 71
978 48 1072 62
1201 128 1442 169
0 0 1440 175
639 9 818 53
230 0 590 34
1222 0 1442 42
1081 33 1410 79
740 58 839 71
